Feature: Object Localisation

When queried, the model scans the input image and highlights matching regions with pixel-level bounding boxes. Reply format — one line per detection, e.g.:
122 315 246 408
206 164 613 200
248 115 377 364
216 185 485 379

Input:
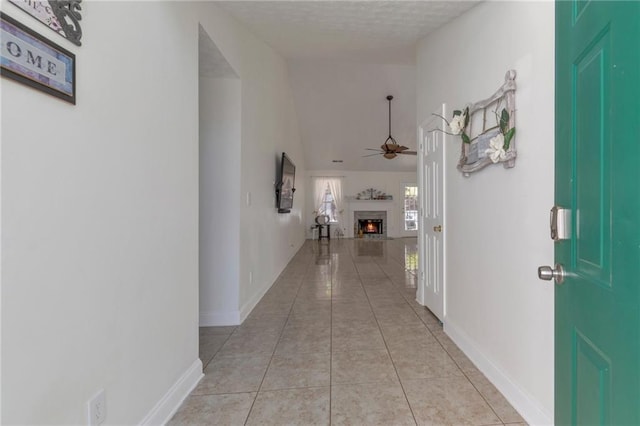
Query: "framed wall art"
1 12 76 104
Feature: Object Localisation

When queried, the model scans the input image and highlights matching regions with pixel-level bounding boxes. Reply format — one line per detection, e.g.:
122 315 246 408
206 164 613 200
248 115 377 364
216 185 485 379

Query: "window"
404 185 418 231
318 185 338 222
314 177 342 224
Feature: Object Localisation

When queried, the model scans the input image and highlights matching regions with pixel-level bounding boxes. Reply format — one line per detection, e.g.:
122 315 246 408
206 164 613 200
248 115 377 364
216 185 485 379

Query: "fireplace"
358 219 383 235
354 211 387 238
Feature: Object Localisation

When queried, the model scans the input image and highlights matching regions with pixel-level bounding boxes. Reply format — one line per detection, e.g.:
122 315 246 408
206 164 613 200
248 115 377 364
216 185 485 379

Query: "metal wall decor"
8 0 83 46
354 188 392 200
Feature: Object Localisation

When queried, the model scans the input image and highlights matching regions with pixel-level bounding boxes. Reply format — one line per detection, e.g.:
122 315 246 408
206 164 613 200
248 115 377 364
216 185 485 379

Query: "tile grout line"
389 239 511 425
195 238 518 426
200 332 235 370
400 297 510 424
328 240 334 426
242 243 315 426
460 366 507 424
348 240 419 426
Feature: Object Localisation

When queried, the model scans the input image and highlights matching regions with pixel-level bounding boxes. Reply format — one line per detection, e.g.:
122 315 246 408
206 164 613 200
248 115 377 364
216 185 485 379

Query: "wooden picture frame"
1 12 76 104
458 70 517 175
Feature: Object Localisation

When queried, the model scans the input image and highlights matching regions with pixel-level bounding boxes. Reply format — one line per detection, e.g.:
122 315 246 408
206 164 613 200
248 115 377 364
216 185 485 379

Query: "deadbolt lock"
433 225 442 232
550 206 571 241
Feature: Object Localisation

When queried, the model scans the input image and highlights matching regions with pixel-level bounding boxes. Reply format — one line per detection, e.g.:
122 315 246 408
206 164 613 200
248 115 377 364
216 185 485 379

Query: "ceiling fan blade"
399 151 417 155
365 148 383 152
362 152 382 157
396 145 410 152
383 152 397 159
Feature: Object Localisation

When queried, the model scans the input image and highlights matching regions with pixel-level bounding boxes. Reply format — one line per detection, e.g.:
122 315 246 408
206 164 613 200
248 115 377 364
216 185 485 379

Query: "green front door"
555 1 640 424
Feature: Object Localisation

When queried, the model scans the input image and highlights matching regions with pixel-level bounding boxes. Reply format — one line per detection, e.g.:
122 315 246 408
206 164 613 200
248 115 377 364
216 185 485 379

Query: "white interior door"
417 107 445 321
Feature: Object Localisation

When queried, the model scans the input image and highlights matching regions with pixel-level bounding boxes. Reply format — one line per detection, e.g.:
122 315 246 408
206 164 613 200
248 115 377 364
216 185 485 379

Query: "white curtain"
327 178 343 222
313 178 329 214
313 177 344 222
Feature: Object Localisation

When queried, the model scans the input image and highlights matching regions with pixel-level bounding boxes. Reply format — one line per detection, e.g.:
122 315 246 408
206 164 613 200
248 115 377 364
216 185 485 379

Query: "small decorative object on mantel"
355 188 392 200
435 70 517 176
8 0 83 46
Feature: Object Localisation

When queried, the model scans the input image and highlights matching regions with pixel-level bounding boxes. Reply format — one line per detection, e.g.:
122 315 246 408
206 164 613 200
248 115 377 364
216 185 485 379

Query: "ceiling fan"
364 95 417 159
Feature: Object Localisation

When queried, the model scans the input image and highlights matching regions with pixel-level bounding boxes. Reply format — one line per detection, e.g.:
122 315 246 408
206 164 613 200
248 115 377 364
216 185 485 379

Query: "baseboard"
238 278 273 322
138 358 203 426
199 309 241 326
200 276 285 326
238 238 305 323
444 320 553 426
201 237 306 326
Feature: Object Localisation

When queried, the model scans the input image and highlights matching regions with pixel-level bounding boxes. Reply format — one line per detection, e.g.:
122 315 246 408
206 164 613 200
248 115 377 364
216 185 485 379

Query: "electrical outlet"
88 389 106 425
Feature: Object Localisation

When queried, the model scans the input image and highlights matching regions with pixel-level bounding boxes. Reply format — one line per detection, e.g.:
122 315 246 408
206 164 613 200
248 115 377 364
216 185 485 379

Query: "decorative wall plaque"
433 70 517 176
8 0 82 46
1 12 76 104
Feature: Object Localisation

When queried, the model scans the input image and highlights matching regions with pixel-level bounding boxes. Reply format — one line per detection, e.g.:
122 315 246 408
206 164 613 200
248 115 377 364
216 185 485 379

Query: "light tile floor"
170 238 527 426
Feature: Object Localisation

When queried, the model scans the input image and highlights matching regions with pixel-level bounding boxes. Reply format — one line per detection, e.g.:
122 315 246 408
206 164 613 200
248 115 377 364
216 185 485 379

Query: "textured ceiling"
207 1 480 171
215 1 479 63
199 25 237 78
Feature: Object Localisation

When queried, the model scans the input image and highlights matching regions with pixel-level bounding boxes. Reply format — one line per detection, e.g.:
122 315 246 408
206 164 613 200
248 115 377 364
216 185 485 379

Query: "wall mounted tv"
276 152 296 213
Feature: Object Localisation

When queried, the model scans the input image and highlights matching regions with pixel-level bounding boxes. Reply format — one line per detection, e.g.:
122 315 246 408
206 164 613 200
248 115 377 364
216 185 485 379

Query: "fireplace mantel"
346 199 393 203
346 198 395 238
345 196 393 203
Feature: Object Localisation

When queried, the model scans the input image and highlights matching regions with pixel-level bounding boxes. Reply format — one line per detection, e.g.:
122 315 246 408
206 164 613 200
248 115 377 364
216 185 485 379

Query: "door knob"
538 264 566 285
433 225 442 232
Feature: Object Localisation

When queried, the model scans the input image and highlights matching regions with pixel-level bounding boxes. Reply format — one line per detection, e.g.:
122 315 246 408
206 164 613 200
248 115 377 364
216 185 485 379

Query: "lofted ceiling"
213 1 480 172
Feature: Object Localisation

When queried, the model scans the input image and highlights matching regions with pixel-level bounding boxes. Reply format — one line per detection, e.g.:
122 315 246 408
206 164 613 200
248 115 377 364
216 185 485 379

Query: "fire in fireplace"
358 219 383 235
354 210 387 238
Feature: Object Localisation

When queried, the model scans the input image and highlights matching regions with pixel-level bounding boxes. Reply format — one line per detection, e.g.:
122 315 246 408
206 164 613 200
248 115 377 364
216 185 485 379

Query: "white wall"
195 11 307 321
1 2 199 423
199 77 241 325
1 1 306 423
236 65 307 319
305 170 417 238
417 2 555 425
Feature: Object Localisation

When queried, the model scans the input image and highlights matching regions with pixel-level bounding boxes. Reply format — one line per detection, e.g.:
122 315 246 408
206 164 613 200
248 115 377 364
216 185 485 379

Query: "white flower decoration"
485 133 507 163
449 114 466 135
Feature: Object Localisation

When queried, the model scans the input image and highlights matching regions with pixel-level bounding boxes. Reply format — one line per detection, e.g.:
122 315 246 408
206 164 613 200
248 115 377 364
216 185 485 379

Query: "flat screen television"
276 152 296 213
